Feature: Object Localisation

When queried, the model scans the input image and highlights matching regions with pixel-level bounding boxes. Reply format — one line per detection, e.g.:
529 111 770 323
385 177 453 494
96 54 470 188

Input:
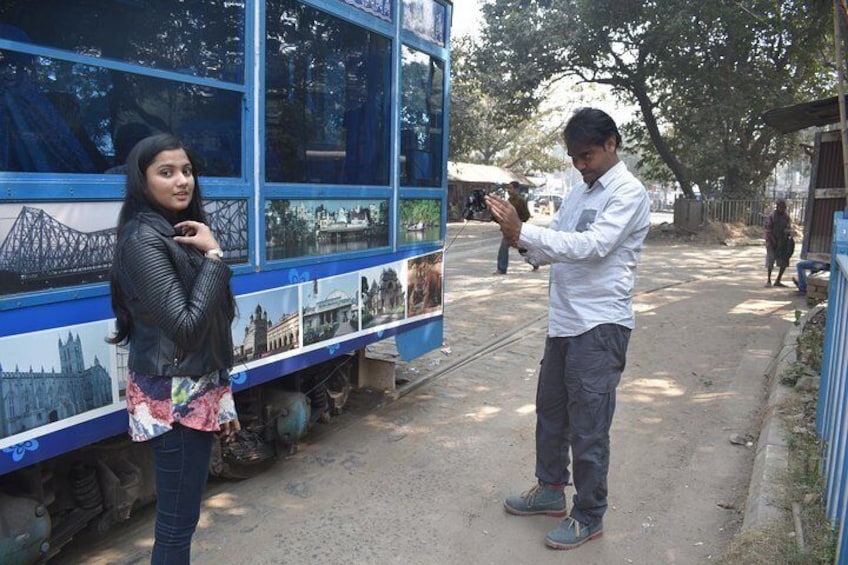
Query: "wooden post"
834 1 848 209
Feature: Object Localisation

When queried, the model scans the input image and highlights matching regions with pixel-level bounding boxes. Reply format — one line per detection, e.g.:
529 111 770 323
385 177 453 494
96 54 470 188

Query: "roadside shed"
447 161 531 221
762 95 847 261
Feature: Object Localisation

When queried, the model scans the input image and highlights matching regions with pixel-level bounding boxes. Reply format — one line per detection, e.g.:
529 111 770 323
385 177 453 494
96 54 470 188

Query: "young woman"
108 133 240 564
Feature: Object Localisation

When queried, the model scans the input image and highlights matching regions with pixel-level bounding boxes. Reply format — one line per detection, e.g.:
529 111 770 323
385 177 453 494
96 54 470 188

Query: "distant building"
447 161 532 221
0 332 112 439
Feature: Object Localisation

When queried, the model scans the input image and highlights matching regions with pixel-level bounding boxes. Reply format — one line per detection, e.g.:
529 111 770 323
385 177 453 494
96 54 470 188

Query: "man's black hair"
563 107 622 148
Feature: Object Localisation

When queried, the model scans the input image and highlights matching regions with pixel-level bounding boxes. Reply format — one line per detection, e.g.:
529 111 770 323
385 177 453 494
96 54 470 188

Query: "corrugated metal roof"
762 95 847 134
447 161 530 185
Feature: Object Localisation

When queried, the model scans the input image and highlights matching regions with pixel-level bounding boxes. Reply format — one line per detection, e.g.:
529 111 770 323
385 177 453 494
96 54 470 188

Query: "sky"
451 1 483 39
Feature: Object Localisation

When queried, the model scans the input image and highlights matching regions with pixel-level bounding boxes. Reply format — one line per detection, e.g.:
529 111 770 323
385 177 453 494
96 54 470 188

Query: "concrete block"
356 348 397 395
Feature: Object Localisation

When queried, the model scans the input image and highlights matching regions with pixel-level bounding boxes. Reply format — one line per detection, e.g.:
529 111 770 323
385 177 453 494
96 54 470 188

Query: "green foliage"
476 0 835 198
796 308 826 374
448 36 569 172
399 199 440 227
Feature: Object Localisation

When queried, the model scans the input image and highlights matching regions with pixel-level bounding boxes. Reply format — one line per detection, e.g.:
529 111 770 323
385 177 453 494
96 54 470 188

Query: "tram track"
393 249 753 402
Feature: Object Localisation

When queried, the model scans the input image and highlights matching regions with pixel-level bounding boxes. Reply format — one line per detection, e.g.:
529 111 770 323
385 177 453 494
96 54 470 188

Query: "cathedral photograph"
0 321 115 440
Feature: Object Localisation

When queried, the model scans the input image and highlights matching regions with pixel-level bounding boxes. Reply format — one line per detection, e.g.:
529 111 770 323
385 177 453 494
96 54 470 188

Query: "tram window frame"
0 0 453 311
0 0 246 83
399 43 446 189
263 195 392 267
0 0 252 311
264 0 393 187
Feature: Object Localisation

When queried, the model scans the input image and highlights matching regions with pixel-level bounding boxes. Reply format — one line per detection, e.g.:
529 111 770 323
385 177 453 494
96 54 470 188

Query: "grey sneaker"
503 482 567 517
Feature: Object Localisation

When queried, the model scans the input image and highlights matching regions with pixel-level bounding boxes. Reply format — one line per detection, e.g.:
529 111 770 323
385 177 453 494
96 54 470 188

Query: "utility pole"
835 1 848 209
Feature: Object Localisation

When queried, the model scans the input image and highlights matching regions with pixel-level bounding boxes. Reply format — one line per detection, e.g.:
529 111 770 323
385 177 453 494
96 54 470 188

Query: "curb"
741 314 804 530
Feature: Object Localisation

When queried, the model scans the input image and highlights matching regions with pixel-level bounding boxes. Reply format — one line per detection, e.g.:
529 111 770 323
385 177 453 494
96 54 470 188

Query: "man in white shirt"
485 107 650 551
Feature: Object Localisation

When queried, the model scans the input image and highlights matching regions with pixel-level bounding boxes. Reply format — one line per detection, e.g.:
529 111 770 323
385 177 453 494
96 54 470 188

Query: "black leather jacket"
113 211 234 377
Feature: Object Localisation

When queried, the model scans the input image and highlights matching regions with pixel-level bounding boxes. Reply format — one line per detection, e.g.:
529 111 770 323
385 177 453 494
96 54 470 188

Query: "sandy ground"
52 218 805 565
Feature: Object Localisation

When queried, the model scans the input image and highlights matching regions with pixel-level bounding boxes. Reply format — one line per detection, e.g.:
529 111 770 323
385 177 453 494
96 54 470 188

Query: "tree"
476 0 834 199
449 36 570 172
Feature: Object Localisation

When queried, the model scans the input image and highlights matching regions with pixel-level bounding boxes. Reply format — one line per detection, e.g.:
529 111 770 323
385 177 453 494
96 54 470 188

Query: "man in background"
764 199 791 287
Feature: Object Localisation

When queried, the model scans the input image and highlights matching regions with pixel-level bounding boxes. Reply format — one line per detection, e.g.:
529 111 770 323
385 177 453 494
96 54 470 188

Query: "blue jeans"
497 237 510 273
795 260 828 292
534 324 630 526
150 424 214 565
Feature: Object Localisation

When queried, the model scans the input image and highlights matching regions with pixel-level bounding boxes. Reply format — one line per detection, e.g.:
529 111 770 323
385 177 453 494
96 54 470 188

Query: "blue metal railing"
816 213 848 562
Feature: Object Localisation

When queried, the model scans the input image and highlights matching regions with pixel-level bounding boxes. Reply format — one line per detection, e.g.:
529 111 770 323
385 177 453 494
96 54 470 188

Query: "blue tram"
0 1 452 562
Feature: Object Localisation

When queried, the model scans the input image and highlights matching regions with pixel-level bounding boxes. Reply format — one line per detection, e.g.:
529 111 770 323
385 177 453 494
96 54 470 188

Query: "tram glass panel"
265 0 391 185
0 51 242 176
0 1 245 82
399 198 442 245
0 199 248 297
400 46 445 188
265 198 390 261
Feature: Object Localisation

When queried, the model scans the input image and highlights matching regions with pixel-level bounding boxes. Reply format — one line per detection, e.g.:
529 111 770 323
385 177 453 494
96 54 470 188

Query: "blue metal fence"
817 213 848 562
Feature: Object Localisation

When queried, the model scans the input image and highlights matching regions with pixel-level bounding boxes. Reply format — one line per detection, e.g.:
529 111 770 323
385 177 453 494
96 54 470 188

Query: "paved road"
54 221 803 565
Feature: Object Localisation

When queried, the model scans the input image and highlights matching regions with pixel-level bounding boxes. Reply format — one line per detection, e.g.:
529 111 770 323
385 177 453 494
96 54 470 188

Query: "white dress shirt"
519 161 651 337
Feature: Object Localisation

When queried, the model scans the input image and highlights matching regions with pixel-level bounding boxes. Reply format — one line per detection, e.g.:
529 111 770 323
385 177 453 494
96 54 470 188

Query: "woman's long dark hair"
107 133 231 345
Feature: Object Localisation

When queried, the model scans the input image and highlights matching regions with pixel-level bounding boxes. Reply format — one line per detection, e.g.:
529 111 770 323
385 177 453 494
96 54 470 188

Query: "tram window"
399 198 442 245
402 0 447 46
265 0 391 186
0 199 248 298
205 199 250 264
0 1 244 83
265 198 390 261
0 50 242 176
0 202 121 296
400 46 445 188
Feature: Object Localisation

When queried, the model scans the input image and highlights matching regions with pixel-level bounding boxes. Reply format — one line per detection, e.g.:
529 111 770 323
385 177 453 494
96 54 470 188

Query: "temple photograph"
360 262 406 329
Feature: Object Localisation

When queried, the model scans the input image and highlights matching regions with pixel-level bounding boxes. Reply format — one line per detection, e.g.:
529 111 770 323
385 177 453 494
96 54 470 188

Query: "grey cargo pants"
535 323 631 526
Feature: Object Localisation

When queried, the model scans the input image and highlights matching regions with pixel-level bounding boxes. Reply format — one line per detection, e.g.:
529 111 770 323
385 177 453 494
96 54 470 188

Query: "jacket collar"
137 211 178 237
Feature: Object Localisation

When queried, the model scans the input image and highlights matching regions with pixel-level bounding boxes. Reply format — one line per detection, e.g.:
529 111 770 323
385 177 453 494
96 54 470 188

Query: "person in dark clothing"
764 199 791 287
495 181 531 274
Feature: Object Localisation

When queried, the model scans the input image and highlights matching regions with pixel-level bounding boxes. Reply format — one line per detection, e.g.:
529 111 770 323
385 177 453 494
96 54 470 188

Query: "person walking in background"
485 108 650 551
495 180 531 274
764 199 791 287
108 134 240 564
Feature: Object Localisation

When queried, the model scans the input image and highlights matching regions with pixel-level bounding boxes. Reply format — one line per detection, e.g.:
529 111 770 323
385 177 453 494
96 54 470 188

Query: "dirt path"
53 222 803 564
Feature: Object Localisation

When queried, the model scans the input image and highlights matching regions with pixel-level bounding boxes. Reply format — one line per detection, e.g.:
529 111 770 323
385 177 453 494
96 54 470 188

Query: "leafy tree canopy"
449 36 570 173
475 0 834 199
